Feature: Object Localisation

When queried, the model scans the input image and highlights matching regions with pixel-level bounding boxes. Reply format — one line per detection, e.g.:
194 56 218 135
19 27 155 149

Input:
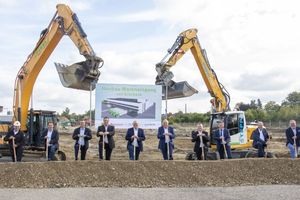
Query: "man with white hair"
192 123 209 160
72 120 92 160
251 121 269 157
125 120 145 160
157 119 175 160
4 121 25 162
285 120 300 159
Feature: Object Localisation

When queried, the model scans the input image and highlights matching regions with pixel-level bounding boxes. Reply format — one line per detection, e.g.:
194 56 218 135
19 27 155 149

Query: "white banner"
95 83 162 129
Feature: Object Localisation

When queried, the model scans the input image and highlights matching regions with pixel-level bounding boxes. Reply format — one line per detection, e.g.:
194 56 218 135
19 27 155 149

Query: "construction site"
0 2 300 199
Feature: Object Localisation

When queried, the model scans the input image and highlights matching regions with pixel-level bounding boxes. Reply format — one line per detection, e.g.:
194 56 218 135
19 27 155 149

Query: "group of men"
4 117 300 162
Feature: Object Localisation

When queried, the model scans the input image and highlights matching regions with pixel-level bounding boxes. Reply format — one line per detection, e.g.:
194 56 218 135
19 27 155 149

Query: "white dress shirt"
164 127 170 143
79 128 85 146
132 128 139 147
259 129 265 141
47 129 53 145
104 126 109 143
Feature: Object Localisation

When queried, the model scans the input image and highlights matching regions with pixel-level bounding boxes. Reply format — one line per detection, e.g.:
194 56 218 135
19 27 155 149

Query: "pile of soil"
0 159 299 188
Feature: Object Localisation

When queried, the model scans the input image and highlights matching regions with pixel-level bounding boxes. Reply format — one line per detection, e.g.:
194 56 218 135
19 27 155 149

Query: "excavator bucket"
160 80 198 100
55 59 101 91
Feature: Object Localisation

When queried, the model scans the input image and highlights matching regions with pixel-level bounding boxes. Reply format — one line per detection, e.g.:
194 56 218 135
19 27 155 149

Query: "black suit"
72 127 92 160
4 130 25 162
251 128 269 157
213 128 232 159
286 127 300 146
42 129 59 161
191 130 209 160
97 125 115 160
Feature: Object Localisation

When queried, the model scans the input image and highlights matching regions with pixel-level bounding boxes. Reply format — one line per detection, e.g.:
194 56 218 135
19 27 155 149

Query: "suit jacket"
42 129 59 148
286 127 300 146
213 128 231 145
157 126 175 150
125 127 146 151
72 127 92 148
97 125 115 149
191 130 209 152
251 128 269 148
4 130 25 148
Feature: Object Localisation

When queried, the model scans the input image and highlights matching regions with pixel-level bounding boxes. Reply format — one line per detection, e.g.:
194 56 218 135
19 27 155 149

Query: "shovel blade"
160 81 198 100
55 60 100 91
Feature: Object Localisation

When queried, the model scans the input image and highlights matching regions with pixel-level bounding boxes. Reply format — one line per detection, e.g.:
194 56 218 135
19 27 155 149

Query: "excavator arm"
155 28 230 113
13 4 103 131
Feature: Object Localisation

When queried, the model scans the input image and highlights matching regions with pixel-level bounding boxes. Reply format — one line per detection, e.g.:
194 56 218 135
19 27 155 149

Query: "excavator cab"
55 55 103 91
210 111 248 148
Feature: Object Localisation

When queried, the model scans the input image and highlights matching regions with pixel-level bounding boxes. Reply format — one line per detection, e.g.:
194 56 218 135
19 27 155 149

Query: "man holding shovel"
286 120 300 159
213 121 232 159
157 119 175 160
125 120 145 160
4 121 25 162
97 117 115 160
192 123 209 160
42 122 59 161
252 121 269 158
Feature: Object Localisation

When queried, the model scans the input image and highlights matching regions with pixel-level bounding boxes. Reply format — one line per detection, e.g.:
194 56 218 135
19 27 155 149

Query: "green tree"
282 91 300 106
61 107 70 119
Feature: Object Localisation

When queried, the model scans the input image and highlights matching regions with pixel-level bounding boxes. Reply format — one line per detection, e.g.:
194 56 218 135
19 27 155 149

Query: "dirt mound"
0 159 300 188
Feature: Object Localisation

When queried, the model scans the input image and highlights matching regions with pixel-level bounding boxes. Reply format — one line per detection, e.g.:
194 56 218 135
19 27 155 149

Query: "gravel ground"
0 159 300 188
0 185 300 200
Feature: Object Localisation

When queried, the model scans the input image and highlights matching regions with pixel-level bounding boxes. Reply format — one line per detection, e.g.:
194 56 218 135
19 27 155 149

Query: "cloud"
1 0 300 115
233 70 291 91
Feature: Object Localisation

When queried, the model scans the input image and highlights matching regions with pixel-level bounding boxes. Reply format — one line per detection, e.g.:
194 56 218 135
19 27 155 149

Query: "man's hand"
293 136 297 140
163 133 170 136
98 132 104 136
9 136 14 140
197 133 203 137
131 135 138 139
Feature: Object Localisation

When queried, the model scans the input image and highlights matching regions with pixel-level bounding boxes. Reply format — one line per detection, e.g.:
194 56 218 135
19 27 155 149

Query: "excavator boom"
155 28 230 112
13 4 103 130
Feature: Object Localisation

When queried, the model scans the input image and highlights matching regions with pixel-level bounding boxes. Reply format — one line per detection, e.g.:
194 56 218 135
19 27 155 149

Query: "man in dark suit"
285 119 300 159
4 121 25 162
42 121 59 161
191 123 209 160
157 119 175 160
213 121 232 159
251 121 269 157
72 120 92 160
125 120 146 160
97 117 115 160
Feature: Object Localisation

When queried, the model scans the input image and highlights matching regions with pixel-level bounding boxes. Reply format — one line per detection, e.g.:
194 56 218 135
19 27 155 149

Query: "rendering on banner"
95 83 162 129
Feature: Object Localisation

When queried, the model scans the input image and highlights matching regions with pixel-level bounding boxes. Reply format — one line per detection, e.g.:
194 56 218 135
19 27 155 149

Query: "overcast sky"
0 0 299 115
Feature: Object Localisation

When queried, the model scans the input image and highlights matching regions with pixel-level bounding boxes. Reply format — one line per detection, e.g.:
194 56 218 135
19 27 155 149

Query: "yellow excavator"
155 28 264 159
0 4 103 160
